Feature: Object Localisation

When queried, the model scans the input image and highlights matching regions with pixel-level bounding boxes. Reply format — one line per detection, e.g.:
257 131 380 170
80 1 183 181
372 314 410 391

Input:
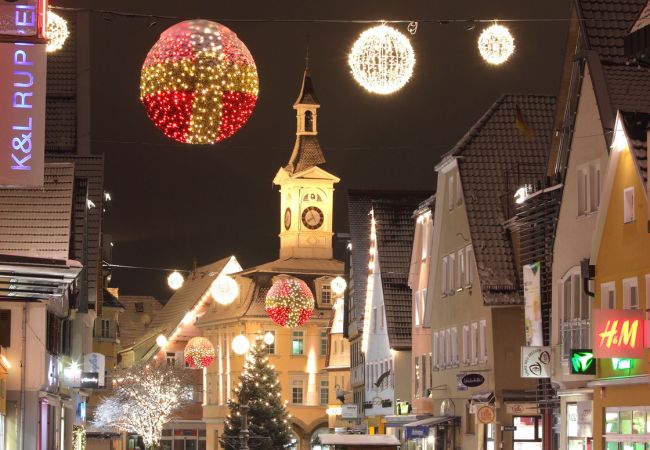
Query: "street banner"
523 262 543 346
521 346 552 378
0 40 46 186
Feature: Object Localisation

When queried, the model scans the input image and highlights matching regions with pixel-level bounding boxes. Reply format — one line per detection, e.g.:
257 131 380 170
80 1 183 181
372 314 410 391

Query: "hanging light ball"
167 271 184 290
330 276 347 295
46 11 70 53
348 24 415 95
156 334 168 348
265 276 315 328
263 331 275 346
184 337 216 369
210 274 239 305
140 20 259 144
232 334 250 355
477 23 515 65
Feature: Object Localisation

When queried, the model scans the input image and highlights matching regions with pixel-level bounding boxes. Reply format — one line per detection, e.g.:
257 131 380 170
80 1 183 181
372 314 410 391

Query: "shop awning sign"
520 346 551 378
406 426 429 439
593 309 645 359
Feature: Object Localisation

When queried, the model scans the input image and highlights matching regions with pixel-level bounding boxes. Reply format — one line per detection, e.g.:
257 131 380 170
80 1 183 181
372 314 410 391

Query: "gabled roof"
446 94 556 304
285 135 326 175
603 65 650 112
620 110 649 185
118 295 164 349
0 163 75 260
576 0 647 63
348 191 429 349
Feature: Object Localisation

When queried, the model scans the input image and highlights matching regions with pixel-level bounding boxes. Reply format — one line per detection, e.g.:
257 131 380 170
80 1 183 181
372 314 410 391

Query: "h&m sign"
592 309 647 359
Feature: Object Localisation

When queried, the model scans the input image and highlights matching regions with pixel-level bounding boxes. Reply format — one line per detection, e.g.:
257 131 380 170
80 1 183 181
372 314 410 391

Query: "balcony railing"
560 319 590 360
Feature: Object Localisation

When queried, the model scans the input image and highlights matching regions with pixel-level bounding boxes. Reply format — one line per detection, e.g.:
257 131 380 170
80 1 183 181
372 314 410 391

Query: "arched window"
304 110 314 132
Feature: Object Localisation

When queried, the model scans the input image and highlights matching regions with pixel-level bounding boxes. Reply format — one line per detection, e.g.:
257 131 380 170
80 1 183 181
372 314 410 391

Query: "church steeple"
285 68 325 175
273 65 340 260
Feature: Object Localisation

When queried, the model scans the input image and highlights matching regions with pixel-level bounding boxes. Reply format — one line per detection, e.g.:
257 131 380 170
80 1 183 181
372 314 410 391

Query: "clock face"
284 208 292 230
301 206 324 230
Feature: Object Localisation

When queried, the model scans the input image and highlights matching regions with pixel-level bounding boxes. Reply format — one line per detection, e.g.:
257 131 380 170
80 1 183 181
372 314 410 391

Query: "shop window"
605 407 650 450
513 416 543 450
485 423 495 450
292 331 304 355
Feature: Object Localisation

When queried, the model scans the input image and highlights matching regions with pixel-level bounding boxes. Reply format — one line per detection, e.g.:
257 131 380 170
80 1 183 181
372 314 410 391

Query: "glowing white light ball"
232 334 250 355
46 11 70 53
156 334 168 348
182 311 195 325
210 274 239 305
263 331 275 346
348 24 415 95
167 271 184 290
478 23 515 65
331 276 347 295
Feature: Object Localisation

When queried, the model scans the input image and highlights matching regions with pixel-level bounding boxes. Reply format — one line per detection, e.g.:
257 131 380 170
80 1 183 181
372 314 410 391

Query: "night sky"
57 0 571 301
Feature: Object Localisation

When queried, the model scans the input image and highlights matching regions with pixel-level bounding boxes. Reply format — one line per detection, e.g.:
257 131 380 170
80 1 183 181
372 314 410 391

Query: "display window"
605 407 650 450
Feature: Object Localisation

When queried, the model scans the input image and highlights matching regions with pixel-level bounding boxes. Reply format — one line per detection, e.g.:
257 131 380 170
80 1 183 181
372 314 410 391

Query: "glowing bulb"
232 334 250 355
168 271 184 290
46 11 70 53
331 276 347 295
156 334 168 348
263 332 275 346
183 311 195 325
348 24 415 95
478 23 515 65
210 274 239 305
1 355 11 368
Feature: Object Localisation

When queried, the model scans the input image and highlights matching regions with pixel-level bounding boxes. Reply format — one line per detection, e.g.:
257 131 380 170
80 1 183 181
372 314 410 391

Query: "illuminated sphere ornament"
156 334 168 348
184 337 215 369
232 334 250 355
478 23 515 65
140 20 259 144
167 271 184 290
263 331 275 346
210 274 239 305
331 276 347 295
348 24 415 95
265 277 314 328
46 11 70 53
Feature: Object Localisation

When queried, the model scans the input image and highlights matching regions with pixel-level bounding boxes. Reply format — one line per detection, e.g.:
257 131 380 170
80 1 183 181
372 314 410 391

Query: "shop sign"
570 349 596 375
84 353 106 387
62 366 81 387
520 346 551 378
593 309 645 359
0 0 47 38
503 425 517 432
341 404 358 419
0 40 46 187
396 401 411 415
406 426 429 439
476 405 495 424
611 358 633 370
461 373 485 388
80 372 99 389
506 403 539 415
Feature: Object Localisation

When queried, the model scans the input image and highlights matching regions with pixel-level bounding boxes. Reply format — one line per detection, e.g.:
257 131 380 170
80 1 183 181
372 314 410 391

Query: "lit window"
292 331 304 355
624 187 635 223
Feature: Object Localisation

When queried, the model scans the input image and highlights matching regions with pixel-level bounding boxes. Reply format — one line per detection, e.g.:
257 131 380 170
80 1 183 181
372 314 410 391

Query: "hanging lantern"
167 271 184 290
348 24 415 95
330 276 347 295
210 274 239 305
263 331 275 346
477 23 515 65
184 337 215 369
265 277 314 328
46 11 70 53
232 334 250 355
140 19 259 144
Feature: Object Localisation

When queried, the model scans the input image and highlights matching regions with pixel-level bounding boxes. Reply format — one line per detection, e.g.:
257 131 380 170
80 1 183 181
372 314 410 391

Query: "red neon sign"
593 309 645 359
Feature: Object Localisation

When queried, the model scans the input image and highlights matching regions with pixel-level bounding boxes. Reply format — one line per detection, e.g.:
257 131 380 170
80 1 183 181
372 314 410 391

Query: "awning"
405 416 458 428
319 434 400 447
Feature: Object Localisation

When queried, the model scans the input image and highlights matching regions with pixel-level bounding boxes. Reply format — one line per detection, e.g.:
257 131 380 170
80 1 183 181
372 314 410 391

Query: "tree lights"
265 276 315 328
477 23 515 65
210 274 239 305
46 11 70 53
140 19 259 144
348 24 415 95
184 336 216 369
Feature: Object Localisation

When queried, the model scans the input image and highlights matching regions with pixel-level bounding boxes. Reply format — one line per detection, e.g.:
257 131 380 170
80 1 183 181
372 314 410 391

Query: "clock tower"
273 67 339 260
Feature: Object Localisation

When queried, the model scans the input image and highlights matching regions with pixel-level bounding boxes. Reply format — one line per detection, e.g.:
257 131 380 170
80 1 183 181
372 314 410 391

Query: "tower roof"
285 135 326 174
294 68 319 106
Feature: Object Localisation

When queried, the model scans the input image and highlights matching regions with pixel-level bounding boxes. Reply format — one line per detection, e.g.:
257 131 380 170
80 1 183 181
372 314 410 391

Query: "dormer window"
305 110 314 132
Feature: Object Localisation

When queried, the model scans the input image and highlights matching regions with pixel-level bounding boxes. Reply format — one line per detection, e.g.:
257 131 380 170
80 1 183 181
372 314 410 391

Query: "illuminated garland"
140 19 259 144
478 23 515 65
184 336 216 369
46 11 70 53
265 277 314 328
72 425 86 450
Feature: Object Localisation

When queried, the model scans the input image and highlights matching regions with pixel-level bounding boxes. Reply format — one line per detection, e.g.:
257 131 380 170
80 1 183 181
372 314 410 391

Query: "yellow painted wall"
593 143 650 450
0 358 7 416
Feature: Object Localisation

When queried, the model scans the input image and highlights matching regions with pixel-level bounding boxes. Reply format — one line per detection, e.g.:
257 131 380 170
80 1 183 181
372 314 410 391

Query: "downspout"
19 303 26 450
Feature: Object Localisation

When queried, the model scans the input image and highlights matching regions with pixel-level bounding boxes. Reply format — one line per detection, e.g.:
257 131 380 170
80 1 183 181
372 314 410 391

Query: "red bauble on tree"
184 337 216 369
140 20 259 144
265 277 314 328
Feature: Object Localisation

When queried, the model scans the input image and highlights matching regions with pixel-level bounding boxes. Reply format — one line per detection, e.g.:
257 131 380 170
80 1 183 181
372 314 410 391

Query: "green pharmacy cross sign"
570 349 596 375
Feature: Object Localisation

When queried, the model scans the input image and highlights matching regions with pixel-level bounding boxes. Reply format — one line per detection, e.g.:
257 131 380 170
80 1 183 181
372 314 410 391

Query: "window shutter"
462 325 469 365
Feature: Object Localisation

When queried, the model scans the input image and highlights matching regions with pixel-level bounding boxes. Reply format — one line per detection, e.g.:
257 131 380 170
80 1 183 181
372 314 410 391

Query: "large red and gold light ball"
140 20 259 144
184 337 216 369
265 277 314 328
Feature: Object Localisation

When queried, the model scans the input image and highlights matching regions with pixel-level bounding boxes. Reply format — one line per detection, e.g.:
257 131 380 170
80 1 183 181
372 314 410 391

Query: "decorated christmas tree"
222 335 293 450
